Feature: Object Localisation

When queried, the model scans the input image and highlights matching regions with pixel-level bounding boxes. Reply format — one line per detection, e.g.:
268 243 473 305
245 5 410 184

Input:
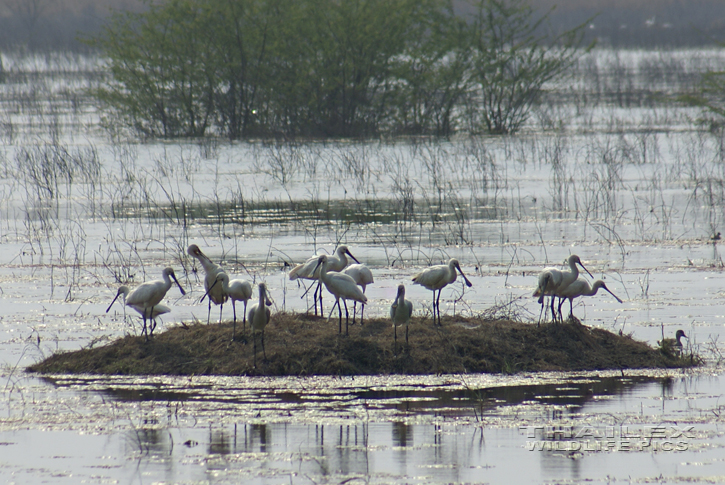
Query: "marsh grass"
28 314 698 376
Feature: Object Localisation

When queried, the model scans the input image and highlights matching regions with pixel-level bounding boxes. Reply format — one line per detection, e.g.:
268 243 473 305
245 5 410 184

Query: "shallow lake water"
2 49 725 483
2 370 725 484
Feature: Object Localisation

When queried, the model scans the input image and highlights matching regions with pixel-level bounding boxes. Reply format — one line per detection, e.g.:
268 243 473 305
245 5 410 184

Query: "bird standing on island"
555 277 623 320
289 245 360 316
313 254 367 334
533 254 593 323
202 272 253 341
343 263 374 324
391 284 413 354
412 258 472 326
248 282 272 367
106 286 172 337
106 267 185 340
188 244 228 325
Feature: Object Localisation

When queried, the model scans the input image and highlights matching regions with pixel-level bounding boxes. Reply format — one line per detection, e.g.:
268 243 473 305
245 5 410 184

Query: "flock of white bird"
106 245 633 363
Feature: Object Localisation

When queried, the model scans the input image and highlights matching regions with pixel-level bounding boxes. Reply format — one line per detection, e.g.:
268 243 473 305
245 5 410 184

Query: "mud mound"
26 314 698 376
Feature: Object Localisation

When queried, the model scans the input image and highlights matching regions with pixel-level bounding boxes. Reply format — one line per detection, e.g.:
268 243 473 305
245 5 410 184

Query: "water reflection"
44 374 671 419
8 373 724 484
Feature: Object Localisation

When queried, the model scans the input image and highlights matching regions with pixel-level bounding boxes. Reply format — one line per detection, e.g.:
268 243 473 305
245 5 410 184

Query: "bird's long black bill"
605 287 623 303
106 292 122 313
457 267 473 287
347 251 361 264
201 278 218 302
579 262 594 279
173 275 186 296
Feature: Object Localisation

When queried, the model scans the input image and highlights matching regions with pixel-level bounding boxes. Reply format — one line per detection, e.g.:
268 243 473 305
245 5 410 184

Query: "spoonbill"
289 245 360 316
202 272 253 341
412 258 472 326
248 282 272 367
555 277 623 320
658 329 688 355
188 244 228 325
314 254 367 335
342 263 374 324
106 285 171 337
106 267 185 339
533 254 592 323
390 284 413 354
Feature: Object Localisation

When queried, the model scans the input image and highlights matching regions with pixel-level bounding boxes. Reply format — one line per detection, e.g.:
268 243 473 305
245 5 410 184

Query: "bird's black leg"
431 291 437 325
338 299 343 334
435 289 442 326
343 299 349 335
207 299 212 325
569 298 574 319
232 301 237 341
549 296 556 323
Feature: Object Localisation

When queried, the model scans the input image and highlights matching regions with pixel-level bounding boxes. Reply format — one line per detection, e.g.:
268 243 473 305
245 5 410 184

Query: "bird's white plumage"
318 255 367 304
108 285 171 320
412 258 472 325
188 244 227 305
289 245 359 280
412 258 470 290
248 282 272 366
315 254 367 333
343 264 374 289
556 277 622 318
106 267 185 338
343 263 374 324
533 254 592 303
188 244 228 323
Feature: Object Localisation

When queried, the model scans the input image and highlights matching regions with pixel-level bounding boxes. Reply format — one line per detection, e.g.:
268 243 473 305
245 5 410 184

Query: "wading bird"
555 277 623 320
533 254 593 323
390 284 413 354
106 286 171 337
658 329 688 355
343 263 374 324
202 272 253 341
248 282 272 367
188 244 228 325
289 245 360 316
412 258 472 326
106 267 185 339
314 254 367 334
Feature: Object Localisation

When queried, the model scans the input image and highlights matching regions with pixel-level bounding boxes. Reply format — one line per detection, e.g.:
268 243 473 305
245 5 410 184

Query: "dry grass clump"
26 313 698 376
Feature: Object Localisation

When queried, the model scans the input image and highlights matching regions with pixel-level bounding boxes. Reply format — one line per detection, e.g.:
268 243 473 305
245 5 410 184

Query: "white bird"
248 282 272 367
533 254 592 323
412 258 472 326
106 267 185 339
390 284 413 353
106 285 171 337
289 245 360 316
343 263 374 324
314 254 367 334
658 329 688 355
555 277 623 320
202 272 253 341
188 244 228 325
